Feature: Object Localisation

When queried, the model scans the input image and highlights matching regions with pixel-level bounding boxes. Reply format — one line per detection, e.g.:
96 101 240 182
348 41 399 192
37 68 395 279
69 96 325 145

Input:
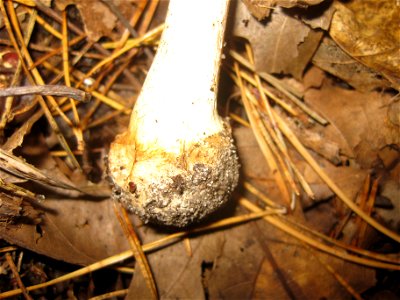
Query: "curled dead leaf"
330 1 400 89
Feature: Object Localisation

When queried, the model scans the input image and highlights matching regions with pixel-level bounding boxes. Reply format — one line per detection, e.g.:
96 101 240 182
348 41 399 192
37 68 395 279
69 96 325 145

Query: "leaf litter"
0 0 399 299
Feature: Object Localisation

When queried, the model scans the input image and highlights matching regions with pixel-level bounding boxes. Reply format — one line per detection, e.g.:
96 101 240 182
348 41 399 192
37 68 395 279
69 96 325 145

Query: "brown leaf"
54 0 133 41
242 0 325 20
329 1 400 89
300 0 335 30
313 37 392 92
127 208 375 299
251 219 376 299
241 0 273 20
233 1 322 79
0 197 129 265
2 110 43 152
0 193 22 222
304 83 399 168
299 158 366 207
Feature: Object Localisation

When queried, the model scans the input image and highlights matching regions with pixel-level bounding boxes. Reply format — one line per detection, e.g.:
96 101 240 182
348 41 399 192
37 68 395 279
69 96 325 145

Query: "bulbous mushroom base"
108 125 239 227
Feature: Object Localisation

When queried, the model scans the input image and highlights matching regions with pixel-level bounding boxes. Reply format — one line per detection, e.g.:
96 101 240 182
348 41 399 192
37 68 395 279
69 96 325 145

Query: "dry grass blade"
310 250 363 300
243 181 285 209
30 34 86 70
230 113 250 127
228 67 297 116
0 1 80 170
82 24 164 82
5 253 32 300
229 67 310 204
88 289 129 300
229 49 328 125
38 61 129 112
280 217 400 265
79 7 151 127
113 203 158 300
240 198 400 270
356 178 379 247
0 250 133 298
0 3 36 136
245 89 300 200
271 109 400 242
61 10 84 152
12 0 35 7
0 177 43 201
0 148 77 191
234 62 291 206
0 246 17 253
35 13 62 39
0 211 275 298
103 0 147 49
245 88 316 201
238 45 316 202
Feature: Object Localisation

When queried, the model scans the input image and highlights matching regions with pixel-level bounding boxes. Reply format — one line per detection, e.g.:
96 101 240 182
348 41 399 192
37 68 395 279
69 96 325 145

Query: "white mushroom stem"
133 0 230 150
108 0 239 227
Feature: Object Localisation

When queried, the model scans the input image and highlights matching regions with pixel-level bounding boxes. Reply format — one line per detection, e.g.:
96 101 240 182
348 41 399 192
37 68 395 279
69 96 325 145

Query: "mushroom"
108 0 239 227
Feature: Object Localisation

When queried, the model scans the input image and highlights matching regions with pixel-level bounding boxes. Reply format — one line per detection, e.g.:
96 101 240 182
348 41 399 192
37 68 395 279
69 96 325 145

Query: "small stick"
0 85 91 102
5 253 33 300
113 203 158 300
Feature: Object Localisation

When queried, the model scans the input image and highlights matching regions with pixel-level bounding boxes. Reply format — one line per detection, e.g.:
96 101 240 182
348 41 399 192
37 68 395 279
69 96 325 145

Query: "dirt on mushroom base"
108 121 240 227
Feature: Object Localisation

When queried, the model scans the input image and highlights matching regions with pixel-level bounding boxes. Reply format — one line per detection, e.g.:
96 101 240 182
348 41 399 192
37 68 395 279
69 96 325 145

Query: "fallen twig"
0 85 91 102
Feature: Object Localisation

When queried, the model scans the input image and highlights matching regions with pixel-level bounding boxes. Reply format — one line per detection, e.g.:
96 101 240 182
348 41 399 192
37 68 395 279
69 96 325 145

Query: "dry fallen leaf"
242 0 325 20
0 197 129 265
233 0 323 79
128 208 375 299
330 0 400 89
313 37 392 92
304 82 399 168
54 0 134 41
